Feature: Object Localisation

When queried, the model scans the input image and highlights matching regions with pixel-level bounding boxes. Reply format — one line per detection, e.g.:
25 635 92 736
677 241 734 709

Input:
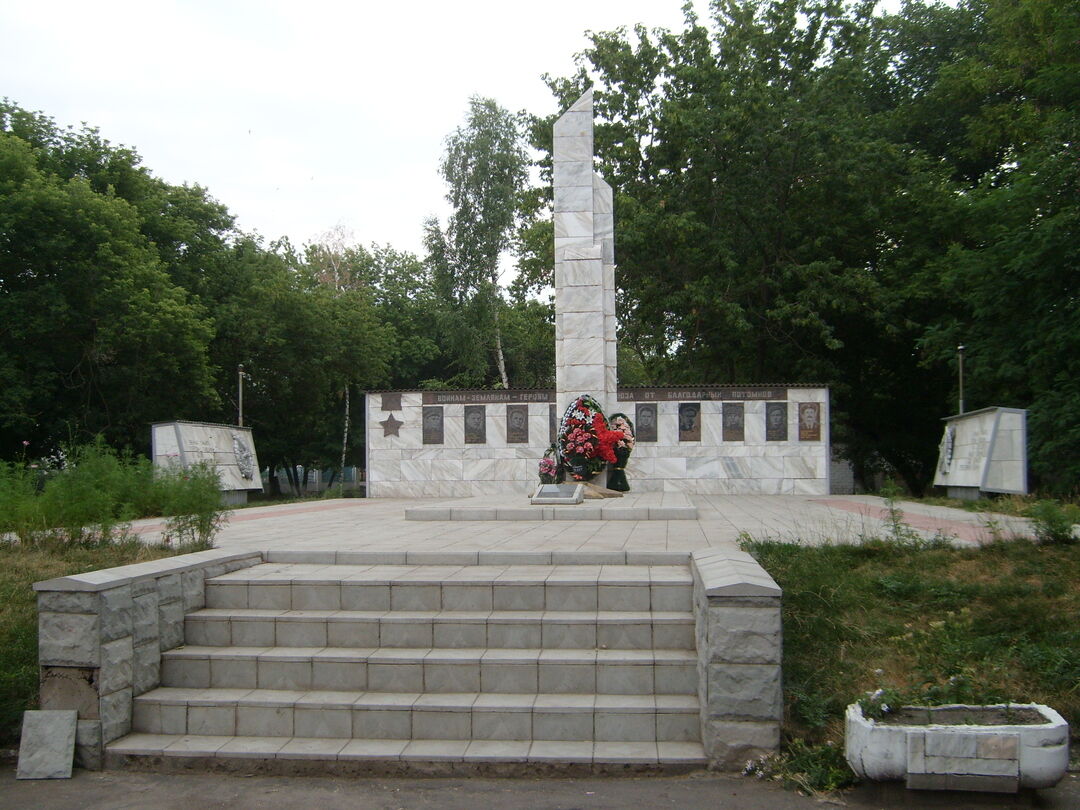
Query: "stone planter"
845 702 1069 793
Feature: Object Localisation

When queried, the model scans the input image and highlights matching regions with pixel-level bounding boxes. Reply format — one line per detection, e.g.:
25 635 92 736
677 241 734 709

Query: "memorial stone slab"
422 407 444 445
506 405 529 444
531 483 584 505
636 403 658 443
17 710 77 779
797 402 821 441
723 403 745 442
464 405 486 444
766 402 788 442
380 392 402 411
679 403 702 442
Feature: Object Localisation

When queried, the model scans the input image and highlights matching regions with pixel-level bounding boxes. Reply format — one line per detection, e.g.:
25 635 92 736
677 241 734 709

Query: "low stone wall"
690 548 783 769
34 549 263 769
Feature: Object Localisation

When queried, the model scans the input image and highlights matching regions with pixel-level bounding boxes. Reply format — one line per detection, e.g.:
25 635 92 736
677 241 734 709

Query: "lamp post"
238 364 245 427
957 345 965 415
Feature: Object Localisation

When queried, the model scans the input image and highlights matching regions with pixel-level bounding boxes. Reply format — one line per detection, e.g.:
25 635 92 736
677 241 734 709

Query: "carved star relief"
380 413 403 437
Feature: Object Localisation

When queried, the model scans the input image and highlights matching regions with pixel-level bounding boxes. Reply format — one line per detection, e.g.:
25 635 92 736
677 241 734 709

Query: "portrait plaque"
635 403 658 443
380 392 402 411
506 404 529 444
765 402 788 442
678 402 701 442
798 402 821 442
464 405 486 444
722 403 745 442
549 404 557 444
422 406 444 445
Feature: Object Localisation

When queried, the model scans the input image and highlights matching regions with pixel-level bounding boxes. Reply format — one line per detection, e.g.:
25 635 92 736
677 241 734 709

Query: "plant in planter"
606 412 635 492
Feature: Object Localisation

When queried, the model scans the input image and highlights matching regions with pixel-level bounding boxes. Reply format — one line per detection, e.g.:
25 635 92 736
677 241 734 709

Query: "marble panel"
751 457 785 478
555 185 594 212
687 457 720 478
561 364 606 393
399 460 431 481
593 175 613 213
744 403 766 444
554 108 592 138
654 457 688 478
555 242 602 262
557 259 602 288
560 312 605 340
554 160 593 188
561 338 604 366
556 285 601 314
17 710 77 779
721 458 752 479
555 211 594 239
553 135 592 162
784 456 819 479
794 477 828 495
429 460 464 480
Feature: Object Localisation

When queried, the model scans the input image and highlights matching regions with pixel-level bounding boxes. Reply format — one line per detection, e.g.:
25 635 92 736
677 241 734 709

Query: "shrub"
1028 500 1080 545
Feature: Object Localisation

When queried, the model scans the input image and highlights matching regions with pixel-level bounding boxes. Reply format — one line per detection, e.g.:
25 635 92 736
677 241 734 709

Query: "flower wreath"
555 394 624 481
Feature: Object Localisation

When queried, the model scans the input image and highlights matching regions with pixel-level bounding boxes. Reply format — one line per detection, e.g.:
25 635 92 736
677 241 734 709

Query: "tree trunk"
493 308 509 389
339 385 350 497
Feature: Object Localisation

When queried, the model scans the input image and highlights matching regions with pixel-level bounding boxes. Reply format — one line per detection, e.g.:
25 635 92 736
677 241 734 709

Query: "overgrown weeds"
743 535 1080 793
0 439 227 549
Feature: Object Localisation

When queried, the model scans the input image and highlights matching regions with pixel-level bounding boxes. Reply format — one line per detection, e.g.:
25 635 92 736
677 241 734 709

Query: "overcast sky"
3 0 708 257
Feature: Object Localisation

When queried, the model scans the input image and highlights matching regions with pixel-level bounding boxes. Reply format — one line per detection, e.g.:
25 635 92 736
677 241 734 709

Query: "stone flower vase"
845 702 1069 793
607 447 631 492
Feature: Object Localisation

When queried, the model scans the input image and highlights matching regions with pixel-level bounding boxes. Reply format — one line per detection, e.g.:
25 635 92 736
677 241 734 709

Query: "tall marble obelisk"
553 89 617 421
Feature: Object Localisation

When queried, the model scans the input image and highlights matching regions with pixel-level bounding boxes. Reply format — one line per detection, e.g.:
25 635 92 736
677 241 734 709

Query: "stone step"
133 688 701 742
184 608 695 651
106 734 708 769
161 646 699 695
203 563 693 613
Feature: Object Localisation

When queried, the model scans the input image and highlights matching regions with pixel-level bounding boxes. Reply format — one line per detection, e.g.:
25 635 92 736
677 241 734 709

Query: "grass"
0 539 186 747
743 535 1080 792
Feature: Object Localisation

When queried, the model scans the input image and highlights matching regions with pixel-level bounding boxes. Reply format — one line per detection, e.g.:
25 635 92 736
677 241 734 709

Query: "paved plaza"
130 494 1034 553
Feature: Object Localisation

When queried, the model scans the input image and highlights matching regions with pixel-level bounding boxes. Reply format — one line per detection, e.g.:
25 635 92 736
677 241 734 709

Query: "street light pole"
957 345 965 415
238 364 245 427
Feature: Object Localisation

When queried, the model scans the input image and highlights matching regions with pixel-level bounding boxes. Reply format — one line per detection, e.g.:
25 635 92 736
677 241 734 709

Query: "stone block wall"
34 549 262 768
690 548 783 769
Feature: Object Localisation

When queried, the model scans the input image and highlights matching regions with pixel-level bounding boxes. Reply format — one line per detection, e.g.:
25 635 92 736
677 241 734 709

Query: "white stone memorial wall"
365 387 830 497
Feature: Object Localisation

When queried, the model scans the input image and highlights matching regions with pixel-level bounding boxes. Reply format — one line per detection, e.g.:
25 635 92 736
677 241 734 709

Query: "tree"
426 97 529 388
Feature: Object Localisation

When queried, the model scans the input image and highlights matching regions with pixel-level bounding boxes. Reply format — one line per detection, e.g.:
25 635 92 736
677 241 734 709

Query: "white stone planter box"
845 702 1069 793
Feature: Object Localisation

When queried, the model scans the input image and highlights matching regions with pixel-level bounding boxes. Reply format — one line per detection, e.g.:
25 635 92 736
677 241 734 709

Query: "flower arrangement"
606 412 635 491
554 394 624 482
538 449 560 484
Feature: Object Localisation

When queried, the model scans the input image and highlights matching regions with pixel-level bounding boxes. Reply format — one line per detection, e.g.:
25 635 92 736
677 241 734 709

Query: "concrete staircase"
108 559 708 771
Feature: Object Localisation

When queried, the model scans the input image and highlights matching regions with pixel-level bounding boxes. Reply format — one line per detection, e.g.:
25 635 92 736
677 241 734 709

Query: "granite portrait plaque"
766 402 788 441
380 392 401 411
464 405 486 444
549 404 557 444
798 402 821 441
422 406 444 445
635 403 658 443
506 404 529 444
679 402 701 442
723 403 745 442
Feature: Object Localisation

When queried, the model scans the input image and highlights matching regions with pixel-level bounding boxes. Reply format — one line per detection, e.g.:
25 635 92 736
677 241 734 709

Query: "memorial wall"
365 385 829 497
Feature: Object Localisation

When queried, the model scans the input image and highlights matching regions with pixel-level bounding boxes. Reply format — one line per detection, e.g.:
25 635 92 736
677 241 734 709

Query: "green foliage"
0 440 227 548
744 536 1080 752
1027 500 1080 546
744 739 857 794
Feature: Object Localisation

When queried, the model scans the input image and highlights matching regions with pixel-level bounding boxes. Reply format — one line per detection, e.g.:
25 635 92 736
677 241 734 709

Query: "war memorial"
28 91 837 778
